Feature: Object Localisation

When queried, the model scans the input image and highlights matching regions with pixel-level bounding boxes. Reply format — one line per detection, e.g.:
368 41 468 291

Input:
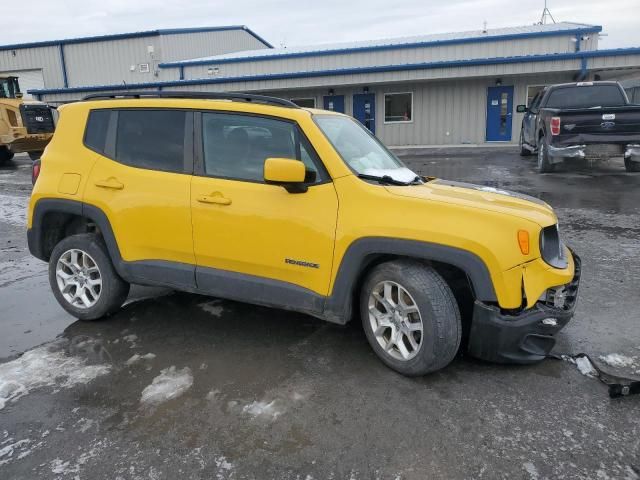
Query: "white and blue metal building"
3 21 640 146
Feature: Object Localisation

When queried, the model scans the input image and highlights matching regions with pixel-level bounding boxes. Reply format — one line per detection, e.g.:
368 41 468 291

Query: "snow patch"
125 353 156 366
0 439 31 466
199 300 224 317
0 194 29 226
123 334 138 345
575 356 597 377
362 167 417 183
523 462 539 480
242 400 283 420
0 343 111 410
75 417 95 433
599 353 637 369
49 439 106 474
140 366 193 406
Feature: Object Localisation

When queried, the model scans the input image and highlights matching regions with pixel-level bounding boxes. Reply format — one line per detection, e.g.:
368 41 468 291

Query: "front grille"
584 144 624 159
19 104 55 134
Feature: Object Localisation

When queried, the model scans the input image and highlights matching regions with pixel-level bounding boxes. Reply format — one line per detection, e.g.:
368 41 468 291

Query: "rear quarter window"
84 110 111 154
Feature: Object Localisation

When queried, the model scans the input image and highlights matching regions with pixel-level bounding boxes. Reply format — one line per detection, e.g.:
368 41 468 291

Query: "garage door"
0 69 44 99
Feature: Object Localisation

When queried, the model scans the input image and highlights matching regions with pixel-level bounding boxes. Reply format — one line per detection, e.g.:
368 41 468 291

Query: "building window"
384 93 412 123
290 98 316 108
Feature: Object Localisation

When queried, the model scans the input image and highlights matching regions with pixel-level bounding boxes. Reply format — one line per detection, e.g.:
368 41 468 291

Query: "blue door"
323 95 345 113
486 86 514 141
353 93 376 134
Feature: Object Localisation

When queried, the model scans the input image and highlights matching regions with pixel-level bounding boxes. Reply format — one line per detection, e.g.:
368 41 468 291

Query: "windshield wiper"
357 173 422 186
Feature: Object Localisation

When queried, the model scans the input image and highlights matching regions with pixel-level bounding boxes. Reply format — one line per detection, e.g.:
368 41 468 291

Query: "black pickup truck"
517 81 640 173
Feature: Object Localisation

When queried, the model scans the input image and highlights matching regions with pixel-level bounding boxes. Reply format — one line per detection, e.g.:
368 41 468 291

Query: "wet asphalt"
0 150 639 479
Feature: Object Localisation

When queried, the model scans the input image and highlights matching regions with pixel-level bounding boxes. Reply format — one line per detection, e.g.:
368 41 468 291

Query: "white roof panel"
167 22 600 65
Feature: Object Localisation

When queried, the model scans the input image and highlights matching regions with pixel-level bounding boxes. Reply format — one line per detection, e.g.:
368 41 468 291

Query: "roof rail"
81 91 300 108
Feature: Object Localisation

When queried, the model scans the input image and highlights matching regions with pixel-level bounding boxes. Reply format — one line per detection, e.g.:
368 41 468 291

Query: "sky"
2 0 639 49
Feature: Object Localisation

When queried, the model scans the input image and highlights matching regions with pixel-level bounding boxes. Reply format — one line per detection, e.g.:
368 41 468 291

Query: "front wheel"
360 260 461 376
537 137 555 173
49 233 130 320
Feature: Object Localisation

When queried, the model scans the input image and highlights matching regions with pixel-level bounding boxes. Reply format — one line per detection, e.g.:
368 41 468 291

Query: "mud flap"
549 353 640 398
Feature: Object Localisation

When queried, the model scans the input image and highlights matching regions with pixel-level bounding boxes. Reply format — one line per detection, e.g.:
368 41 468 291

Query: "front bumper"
467 252 581 364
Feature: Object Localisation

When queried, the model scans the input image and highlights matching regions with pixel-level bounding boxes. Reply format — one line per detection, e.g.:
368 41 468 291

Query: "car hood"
385 179 557 227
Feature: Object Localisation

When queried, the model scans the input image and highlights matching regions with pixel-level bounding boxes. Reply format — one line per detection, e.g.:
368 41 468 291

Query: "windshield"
0 77 20 99
545 85 627 109
314 115 418 183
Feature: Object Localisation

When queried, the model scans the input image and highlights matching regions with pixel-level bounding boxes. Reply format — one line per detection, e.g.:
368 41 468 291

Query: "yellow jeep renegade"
27 92 580 376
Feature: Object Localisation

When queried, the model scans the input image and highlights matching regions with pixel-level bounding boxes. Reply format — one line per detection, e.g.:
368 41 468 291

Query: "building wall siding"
0 46 65 89
63 37 165 87
0 29 269 91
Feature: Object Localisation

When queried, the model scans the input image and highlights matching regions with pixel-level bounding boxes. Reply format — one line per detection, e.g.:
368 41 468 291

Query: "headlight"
540 224 568 268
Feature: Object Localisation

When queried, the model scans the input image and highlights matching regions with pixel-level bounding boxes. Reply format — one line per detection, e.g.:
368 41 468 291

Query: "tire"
536 136 555 173
28 151 43 161
49 233 130 321
0 146 14 164
360 260 461 376
519 130 532 157
625 158 640 172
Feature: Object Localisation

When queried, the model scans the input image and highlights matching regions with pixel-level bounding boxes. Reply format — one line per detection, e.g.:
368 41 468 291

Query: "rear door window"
115 110 187 173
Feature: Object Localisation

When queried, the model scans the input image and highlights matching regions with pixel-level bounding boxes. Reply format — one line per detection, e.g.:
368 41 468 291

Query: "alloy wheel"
55 249 102 309
367 280 424 361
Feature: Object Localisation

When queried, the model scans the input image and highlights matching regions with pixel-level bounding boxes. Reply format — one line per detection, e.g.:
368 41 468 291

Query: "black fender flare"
28 198 127 277
322 237 498 324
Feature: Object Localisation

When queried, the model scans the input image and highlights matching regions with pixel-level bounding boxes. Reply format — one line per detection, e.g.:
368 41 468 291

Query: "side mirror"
516 104 528 113
264 158 307 193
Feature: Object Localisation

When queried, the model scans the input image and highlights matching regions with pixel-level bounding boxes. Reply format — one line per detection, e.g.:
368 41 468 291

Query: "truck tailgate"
554 106 640 135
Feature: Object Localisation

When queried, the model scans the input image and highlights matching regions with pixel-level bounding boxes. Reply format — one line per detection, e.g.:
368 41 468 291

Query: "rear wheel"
49 233 130 320
537 136 555 173
519 130 531 157
625 158 640 172
360 260 461 376
0 146 14 164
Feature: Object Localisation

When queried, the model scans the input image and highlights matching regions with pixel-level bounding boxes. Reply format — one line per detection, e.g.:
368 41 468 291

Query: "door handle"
197 193 232 205
94 178 124 190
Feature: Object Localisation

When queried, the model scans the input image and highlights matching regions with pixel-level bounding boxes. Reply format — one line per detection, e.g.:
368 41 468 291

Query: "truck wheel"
0 146 14 164
49 233 130 321
28 151 44 161
360 260 461 376
519 130 531 157
536 137 555 173
625 158 640 172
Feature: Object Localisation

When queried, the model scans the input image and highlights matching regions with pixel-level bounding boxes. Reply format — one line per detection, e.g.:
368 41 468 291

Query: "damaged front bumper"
467 252 581 364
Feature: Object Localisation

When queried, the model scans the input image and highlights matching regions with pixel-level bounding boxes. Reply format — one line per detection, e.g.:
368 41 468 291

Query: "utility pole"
539 0 556 24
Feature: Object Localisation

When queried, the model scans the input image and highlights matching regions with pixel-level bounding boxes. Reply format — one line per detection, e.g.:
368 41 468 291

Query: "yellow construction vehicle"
0 76 55 163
